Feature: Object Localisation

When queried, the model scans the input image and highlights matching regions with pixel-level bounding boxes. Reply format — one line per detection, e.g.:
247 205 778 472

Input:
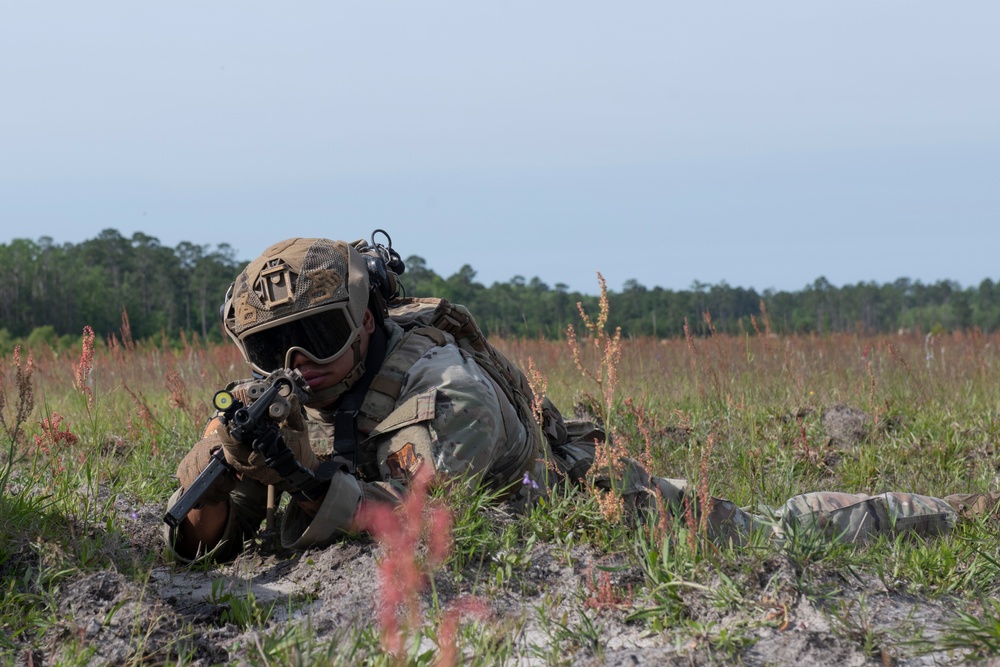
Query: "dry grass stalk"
622 398 655 473
0 345 35 447
694 433 716 549
73 326 95 412
568 272 634 519
32 412 81 475
119 307 135 353
525 357 547 423
566 272 622 422
165 371 188 410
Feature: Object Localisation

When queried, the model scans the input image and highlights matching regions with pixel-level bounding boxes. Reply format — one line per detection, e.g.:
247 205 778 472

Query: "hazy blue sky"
2 2 997 294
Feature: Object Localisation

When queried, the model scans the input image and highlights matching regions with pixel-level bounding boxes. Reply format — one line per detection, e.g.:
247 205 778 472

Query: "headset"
358 228 406 306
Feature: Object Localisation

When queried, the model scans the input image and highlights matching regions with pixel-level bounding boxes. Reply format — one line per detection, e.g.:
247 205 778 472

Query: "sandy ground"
31 501 981 667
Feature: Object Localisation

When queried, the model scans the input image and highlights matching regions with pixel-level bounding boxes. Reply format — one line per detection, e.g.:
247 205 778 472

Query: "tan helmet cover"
224 238 370 371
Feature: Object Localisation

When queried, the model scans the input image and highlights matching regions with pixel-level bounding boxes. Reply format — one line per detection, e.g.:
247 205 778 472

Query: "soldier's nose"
289 351 310 368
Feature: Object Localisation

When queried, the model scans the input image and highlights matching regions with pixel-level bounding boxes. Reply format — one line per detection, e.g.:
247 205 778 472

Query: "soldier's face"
289 309 376 399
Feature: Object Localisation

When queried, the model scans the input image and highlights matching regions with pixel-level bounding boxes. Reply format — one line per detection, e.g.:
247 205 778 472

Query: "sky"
2 2 998 295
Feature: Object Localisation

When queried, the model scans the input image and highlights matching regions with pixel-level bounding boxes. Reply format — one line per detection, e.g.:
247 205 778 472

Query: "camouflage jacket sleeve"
367 342 526 488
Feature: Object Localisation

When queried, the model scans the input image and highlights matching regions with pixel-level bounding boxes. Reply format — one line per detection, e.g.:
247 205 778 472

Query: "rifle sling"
331 325 388 474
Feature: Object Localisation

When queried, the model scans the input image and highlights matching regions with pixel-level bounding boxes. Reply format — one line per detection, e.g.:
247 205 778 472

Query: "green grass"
5 314 1000 664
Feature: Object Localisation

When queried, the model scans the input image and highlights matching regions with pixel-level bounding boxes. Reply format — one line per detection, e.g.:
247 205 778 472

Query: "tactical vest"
305 297 540 492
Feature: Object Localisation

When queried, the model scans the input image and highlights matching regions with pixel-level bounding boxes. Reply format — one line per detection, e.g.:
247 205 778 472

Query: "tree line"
1 229 997 352
0 230 240 351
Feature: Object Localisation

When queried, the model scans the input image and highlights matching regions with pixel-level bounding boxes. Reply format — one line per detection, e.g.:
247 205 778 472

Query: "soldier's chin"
304 376 330 390
303 382 350 409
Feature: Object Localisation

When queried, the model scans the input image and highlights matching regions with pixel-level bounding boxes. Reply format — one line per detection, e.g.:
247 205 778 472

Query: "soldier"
540 409 969 546
166 235 548 561
165 235 991 562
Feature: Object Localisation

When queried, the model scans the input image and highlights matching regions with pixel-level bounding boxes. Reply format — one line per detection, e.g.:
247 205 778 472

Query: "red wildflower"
355 465 459 659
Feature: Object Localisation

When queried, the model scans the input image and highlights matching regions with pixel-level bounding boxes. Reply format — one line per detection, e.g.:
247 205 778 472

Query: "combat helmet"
222 238 371 393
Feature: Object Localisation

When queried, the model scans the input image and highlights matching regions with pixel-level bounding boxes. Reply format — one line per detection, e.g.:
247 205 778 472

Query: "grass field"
3 306 1000 665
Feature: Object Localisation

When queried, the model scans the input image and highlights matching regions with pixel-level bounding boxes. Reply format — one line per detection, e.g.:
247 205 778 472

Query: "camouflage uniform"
542 403 962 546
164 318 532 561
701 491 958 546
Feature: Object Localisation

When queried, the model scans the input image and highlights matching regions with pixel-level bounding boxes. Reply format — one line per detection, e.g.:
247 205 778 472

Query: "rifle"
163 369 320 528
162 447 232 528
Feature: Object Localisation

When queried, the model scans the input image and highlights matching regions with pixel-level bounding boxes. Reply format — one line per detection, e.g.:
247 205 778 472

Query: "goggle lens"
241 306 357 372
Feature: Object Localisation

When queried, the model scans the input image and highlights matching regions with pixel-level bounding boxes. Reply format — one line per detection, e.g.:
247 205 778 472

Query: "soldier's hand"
177 436 235 504
218 393 320 490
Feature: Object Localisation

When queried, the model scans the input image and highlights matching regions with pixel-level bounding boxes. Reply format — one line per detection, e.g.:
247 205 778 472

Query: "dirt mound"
822 404 871 449
51 570 227 665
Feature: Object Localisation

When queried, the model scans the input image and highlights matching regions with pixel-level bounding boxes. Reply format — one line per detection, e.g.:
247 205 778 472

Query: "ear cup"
365 254 394 301
361 230 405 303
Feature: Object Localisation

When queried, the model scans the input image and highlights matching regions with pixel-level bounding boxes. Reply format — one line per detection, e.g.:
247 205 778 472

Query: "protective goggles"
239 302 362 373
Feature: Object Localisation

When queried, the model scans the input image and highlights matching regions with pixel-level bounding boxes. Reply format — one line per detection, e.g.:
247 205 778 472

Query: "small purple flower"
522 471 539 490
130 511 140 521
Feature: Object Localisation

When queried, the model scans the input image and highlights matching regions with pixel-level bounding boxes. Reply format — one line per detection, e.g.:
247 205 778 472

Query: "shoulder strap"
353 328 448 480
359 328 448 430
329 325 388 473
